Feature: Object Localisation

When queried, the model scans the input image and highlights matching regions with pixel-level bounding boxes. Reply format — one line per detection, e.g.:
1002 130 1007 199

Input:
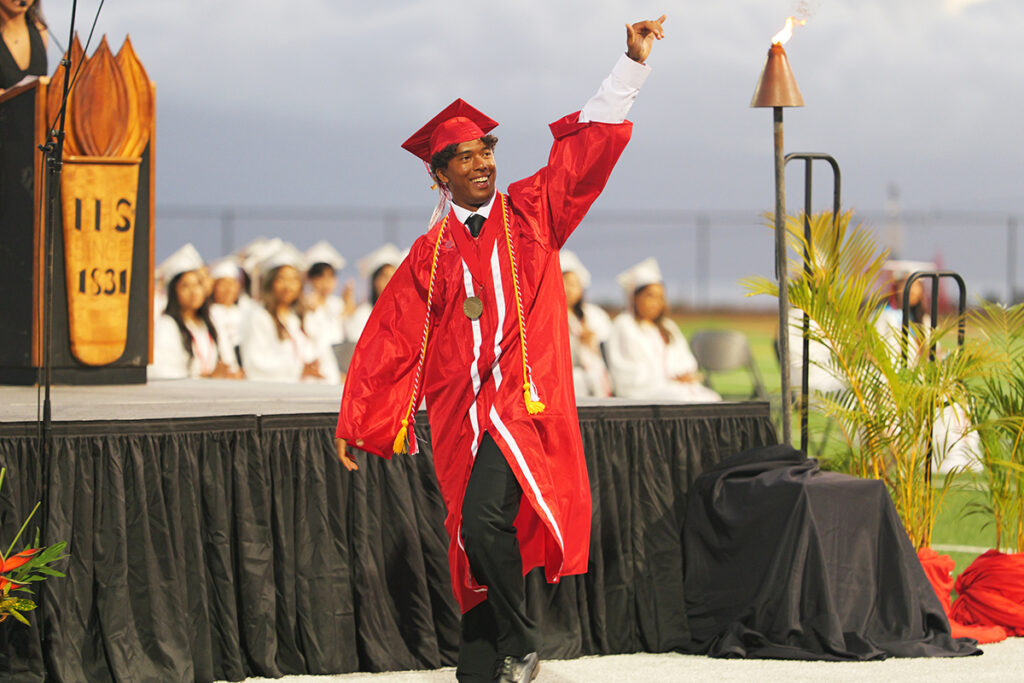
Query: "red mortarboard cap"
401 98 499 164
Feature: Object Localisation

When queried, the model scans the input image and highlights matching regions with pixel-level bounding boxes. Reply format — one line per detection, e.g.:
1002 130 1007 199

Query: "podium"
0 36 155 385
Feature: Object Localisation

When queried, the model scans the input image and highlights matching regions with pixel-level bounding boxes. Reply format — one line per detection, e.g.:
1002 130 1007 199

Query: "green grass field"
673 311 1000 576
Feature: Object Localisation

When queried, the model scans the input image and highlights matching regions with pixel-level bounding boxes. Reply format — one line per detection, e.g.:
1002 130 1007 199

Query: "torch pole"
774 106 792 446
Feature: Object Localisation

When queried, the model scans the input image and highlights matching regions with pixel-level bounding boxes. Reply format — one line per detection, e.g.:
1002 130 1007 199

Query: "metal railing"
154 204 1022 307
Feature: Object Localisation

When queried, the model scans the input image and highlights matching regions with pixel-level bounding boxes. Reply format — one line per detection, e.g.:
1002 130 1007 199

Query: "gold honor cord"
499 194 545 415
392 216 449 455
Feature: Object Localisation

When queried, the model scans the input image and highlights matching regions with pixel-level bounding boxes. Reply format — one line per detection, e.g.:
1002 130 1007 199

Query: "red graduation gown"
336 112 632 613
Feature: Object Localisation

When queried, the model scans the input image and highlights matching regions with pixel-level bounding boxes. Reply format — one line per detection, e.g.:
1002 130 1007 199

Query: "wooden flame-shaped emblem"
50 34 156 366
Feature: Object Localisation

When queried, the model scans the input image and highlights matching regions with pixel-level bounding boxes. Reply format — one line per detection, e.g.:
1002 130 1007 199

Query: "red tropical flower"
0 548 40 574
0 577 25 592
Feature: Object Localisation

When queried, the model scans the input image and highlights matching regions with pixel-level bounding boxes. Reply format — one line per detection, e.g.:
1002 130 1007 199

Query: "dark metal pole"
220 208 236 256
774 106 792 446
1009 216 1018 304
695 213 709 309
383 210 399 245
800 160 812 452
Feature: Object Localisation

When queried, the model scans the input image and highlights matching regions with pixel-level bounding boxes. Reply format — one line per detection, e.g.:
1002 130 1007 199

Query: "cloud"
943 0 994 16
38 0 1024 217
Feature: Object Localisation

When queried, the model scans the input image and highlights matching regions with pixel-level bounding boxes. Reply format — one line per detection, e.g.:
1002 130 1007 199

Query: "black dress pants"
456 432 539 682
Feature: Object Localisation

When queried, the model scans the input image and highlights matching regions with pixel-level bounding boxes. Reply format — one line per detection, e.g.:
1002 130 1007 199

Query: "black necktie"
465 213 485 238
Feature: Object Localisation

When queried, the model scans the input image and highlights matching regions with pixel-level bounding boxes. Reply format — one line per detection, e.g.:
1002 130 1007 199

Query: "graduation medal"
463 296 483 320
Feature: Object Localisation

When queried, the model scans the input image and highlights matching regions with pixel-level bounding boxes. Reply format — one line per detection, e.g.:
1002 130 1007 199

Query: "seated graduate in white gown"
303 240 353 349
875 262 980 473
239 243 341 384
343 243 405 343
206 256 246 375
560 249 613 398
149 244 244 381
606 257 721 402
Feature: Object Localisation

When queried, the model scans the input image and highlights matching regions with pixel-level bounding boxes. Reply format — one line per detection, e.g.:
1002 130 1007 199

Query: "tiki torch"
751 17 805 447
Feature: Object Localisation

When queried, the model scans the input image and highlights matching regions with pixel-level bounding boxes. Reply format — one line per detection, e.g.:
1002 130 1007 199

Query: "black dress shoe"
495 651 540 682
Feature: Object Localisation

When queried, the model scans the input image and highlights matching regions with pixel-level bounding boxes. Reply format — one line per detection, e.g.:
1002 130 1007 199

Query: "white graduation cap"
249 242 306 298
209 257 241 281
240 237 284 275
358 243 405 280
258 241 307 274
237 236 267 255
559 249 591 289
157 243 204 283
883 259 937 279
616 257 663 295
304 240 346 271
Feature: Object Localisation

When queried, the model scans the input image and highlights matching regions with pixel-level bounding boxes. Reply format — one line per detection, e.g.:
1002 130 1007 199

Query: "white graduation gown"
148 314 220 380
788 307 845 394
875 304 980 472
208 302 243 370
305 294 346 348
606 312 721 402
239 306 340 384
568 303 613 398
342 301 371 343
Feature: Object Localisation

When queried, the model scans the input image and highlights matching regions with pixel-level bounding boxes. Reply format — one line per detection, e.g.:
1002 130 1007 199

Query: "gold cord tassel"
523 383 546 415
500 193 546 416
393 418 410 455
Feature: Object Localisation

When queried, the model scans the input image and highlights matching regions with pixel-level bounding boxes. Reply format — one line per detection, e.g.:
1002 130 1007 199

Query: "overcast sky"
38 0 1024 301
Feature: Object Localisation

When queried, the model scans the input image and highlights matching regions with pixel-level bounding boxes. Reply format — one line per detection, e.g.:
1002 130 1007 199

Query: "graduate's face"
310 270 337 298
271 266 303 306
372 264 396 297
634 283 666 322
174 271 207 314
902 278 924 306
436 139 496 210
563 271 584 308
212 277 240 306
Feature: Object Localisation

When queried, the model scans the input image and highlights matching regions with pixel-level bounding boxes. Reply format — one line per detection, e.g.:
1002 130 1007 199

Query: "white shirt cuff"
579 53 651 124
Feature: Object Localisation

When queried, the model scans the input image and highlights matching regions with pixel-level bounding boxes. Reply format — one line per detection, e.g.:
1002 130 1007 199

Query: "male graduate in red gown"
336 16 665 683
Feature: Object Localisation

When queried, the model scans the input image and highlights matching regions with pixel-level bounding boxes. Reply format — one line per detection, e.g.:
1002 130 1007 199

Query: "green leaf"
35 567 65 578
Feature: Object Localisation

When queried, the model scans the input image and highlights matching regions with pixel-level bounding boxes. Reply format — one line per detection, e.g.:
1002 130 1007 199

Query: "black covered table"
0 399 774 682
681 444 980 660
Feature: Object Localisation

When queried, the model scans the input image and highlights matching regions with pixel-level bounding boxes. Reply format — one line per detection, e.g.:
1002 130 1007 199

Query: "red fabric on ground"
917 547 1008 643
951 549 1024 637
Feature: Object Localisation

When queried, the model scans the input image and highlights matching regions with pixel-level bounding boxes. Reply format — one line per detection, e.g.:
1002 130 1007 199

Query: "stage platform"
0 381 776 682
0 378 349 422
0 379 759 422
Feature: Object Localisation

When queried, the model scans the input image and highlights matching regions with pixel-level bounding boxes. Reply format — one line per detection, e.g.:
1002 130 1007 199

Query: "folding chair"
690 329 768 400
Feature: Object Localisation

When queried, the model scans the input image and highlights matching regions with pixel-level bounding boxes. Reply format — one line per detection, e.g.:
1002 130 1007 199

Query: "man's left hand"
336 438 359 471
626 15 666 64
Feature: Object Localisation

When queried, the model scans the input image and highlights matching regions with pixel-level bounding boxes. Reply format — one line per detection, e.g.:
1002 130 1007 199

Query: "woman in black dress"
0 0 48 92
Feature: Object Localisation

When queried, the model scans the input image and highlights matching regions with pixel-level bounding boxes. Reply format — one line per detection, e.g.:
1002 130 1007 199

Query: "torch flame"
771 16 807 46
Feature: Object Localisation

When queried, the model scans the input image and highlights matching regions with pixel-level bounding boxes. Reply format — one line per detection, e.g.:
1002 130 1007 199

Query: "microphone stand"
33 11 78 648
38 1 78 446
